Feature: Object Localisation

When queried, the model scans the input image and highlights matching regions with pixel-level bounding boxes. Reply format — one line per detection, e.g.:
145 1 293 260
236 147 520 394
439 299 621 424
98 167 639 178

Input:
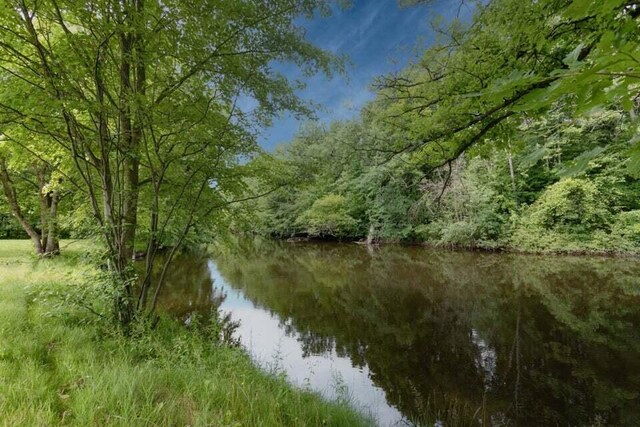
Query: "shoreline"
275 236 640 258
0 240 372 427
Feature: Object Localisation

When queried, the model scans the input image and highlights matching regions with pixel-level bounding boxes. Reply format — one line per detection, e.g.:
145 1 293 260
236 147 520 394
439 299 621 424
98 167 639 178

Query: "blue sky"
258 0 474 151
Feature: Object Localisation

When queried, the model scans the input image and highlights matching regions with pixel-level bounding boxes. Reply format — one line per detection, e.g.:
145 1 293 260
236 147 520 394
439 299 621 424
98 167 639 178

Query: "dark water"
154 241 640 426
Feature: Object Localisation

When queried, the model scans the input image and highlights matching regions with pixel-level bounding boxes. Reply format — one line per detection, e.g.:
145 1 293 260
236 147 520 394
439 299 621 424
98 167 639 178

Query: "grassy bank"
0 240 370 426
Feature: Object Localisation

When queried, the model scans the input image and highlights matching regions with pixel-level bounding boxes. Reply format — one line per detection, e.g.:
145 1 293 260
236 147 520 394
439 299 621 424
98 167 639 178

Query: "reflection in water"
152 242 640 426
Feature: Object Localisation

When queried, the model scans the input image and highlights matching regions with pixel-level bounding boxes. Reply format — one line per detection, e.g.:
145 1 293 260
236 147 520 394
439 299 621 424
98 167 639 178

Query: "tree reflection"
139 254 225 322
158 242 640 426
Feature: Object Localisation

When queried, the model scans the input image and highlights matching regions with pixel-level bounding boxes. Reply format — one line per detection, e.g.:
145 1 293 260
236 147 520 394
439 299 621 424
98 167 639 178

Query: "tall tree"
0 129 66 255
0 0 337 327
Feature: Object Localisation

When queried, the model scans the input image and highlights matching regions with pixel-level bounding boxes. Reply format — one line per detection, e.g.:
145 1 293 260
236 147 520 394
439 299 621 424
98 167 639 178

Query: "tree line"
248 0 640 253
0 0 638 327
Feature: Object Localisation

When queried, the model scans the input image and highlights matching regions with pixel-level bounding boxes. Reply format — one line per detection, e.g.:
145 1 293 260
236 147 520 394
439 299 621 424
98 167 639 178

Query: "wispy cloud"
260 0 464 151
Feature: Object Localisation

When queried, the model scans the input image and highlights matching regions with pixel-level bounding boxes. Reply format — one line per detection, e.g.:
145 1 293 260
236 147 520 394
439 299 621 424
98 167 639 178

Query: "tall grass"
0 240 371 426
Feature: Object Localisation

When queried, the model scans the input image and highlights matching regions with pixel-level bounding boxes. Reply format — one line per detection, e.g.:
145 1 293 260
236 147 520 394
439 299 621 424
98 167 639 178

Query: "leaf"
563 0 594 20
563 43 586 68
557 146 607 177
518 146 547 169
626 136 640 178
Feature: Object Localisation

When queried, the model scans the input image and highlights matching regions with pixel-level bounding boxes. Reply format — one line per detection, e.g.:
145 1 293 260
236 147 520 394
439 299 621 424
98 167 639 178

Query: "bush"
0 213 25 238
414 222 442 242
295 194 358 239
439 221 478 247
611 210 640 246
527 178 612 233
511 178 622 252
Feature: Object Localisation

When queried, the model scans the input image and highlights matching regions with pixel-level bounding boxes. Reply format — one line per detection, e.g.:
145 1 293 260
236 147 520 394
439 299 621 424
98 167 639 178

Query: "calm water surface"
154 242 640 426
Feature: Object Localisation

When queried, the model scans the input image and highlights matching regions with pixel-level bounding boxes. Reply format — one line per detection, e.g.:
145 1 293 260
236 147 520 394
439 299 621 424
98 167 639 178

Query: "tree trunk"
36 165 50 251
119 31 134 266
0 160 44 254
366 223 376 245
113 1 146 327
45 190 60 255
507 151 516 192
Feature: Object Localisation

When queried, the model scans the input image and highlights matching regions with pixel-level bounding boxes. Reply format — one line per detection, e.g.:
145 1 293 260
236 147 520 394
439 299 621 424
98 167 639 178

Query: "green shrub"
414 222 443 242
527 178 612 233
611 210 640 246
439 221 477 247
511 178 623 252
295 194 358 238
0 213 25 238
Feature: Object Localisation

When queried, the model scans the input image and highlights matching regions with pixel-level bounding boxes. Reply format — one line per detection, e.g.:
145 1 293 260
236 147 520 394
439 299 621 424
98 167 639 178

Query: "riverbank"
0 240 370 426
276 235 640 257
276 237 640 258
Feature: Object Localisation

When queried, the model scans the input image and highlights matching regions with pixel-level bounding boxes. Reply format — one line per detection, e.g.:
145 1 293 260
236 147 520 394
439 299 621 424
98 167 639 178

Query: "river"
152 241 640 426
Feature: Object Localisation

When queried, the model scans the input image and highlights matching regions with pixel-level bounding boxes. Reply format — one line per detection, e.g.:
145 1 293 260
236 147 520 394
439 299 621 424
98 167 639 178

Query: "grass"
0 240 370 426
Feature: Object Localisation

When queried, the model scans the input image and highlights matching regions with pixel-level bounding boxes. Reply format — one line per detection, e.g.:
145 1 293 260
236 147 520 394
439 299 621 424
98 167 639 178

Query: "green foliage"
244 7 640 253
239 0 640 253
0 212 23 238
248 103 640 253
510 178 639 253
417 157 514 248
0 0 345 321
611 210 640 246
295 194 358 239
526 178 611 233
357 166 422 241
0 240 370 426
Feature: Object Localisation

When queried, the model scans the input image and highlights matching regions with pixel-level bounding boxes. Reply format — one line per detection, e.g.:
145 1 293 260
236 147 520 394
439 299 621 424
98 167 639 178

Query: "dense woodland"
250 104 640 252
245 0 640 253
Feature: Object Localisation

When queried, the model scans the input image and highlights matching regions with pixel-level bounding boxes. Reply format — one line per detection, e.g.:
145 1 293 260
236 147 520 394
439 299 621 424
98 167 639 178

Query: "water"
154 241 640 426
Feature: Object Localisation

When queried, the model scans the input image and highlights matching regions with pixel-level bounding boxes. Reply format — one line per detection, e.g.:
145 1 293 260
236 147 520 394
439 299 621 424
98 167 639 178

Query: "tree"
376 0 640 174
295 194 358 238
0 130 66 255
0 0 338 327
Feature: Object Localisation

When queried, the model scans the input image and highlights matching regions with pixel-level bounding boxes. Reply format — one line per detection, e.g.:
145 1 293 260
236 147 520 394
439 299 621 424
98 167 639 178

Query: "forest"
247 0 640 253
0 0 639 425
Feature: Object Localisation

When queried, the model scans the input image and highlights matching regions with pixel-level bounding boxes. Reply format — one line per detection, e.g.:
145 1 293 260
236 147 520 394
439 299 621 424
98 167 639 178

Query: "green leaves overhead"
374 0 640 172
247 0 640 254
0 0 342 321
557 146 607 177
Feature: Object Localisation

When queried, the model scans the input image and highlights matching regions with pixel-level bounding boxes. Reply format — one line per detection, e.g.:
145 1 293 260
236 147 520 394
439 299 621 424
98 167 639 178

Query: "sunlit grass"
0 240 371 426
